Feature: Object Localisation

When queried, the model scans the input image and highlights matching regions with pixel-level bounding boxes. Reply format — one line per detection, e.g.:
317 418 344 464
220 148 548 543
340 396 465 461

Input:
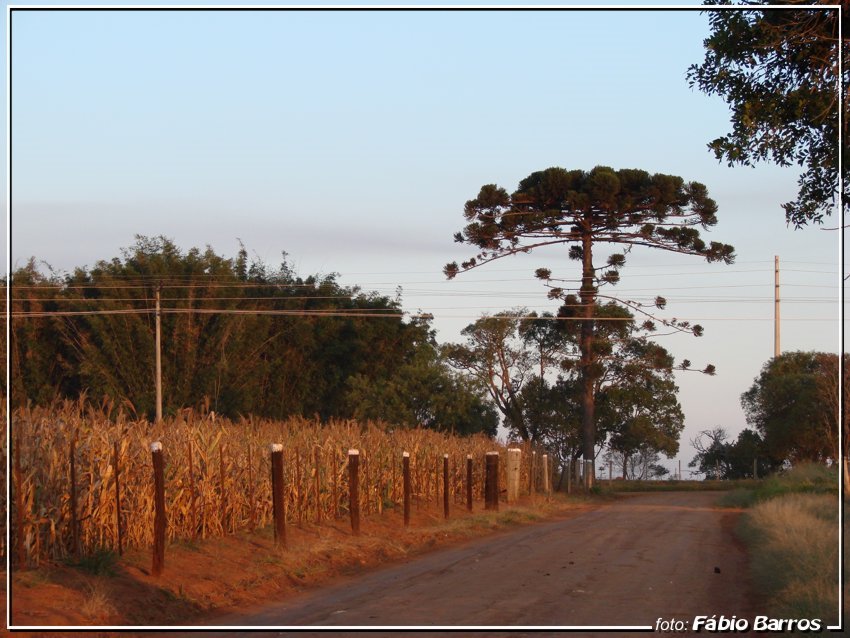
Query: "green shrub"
66 548 118 576
718 488 758 508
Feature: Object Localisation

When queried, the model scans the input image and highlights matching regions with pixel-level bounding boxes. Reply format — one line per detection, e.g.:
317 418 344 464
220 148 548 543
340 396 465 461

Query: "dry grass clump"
743 492 840 624
11 399 548 567
79 581 119 624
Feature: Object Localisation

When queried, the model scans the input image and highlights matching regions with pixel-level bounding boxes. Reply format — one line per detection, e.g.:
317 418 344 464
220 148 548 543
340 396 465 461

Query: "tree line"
6 236 691 478
4 236 497 435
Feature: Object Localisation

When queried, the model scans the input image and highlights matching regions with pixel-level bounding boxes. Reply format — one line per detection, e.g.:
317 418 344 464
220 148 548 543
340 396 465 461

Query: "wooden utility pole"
155 285 163 423
774 256 780 358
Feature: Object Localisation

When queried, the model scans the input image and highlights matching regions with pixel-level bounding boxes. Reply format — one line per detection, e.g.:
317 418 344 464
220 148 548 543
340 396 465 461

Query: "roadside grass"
728 464 843 630
719 462 839 508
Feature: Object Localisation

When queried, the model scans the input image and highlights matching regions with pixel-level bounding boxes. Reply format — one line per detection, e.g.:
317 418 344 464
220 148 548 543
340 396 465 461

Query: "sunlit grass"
720 462 839 508
734 464 843 630
79 581 118 624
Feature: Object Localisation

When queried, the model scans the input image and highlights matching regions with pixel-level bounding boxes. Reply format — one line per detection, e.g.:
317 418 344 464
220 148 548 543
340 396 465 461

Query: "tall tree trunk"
579 230 596 487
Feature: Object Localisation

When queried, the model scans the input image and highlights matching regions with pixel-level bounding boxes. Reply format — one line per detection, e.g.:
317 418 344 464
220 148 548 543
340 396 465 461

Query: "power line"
5 292 838 304
11 259 839 282
4 307 840 322
7 275 838 293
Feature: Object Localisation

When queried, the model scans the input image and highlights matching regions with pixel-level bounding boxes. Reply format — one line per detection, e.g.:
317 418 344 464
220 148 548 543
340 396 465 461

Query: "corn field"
10 400 548 567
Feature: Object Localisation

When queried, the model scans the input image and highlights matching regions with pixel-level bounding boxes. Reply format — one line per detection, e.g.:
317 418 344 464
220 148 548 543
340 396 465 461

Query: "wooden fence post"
113 441 123 556
403 452 411 527
506 448 521 503
485 452 499 511
466 454 473 512
151 441 166 577
530 450 536 494
443 454 450 519
348 450 360 535
541 454 551 496
270 443 286 548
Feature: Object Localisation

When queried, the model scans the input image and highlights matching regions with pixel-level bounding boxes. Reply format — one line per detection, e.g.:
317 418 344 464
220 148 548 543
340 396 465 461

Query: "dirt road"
164 491 758 636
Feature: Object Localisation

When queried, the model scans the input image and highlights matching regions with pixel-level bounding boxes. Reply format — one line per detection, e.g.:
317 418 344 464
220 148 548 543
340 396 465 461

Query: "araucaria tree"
445 166 734 485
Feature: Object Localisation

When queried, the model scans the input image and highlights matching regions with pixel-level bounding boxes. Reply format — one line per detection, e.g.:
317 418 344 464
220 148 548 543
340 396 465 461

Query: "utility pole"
155 285 163 423
774 255 780 358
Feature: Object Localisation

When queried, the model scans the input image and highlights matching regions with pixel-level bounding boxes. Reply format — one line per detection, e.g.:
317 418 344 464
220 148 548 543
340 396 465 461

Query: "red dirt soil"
6 493 592 634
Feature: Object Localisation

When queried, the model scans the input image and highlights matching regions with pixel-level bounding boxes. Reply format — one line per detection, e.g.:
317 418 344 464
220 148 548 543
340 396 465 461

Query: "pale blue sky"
6 2 844 472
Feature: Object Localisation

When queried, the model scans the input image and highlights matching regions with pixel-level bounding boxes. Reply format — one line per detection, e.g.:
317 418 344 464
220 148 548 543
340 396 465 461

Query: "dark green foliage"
690 427 780 480
8 236 493 434
447 167 732 276
741 351 841 464
688 1 846 226
344 320 499 436
603 350 684 465
66 548 118 576
8 259 78 405
444 302 686 472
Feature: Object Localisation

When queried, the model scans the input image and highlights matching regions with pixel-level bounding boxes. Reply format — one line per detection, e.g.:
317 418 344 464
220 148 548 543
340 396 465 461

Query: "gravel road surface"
158 491 758 636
